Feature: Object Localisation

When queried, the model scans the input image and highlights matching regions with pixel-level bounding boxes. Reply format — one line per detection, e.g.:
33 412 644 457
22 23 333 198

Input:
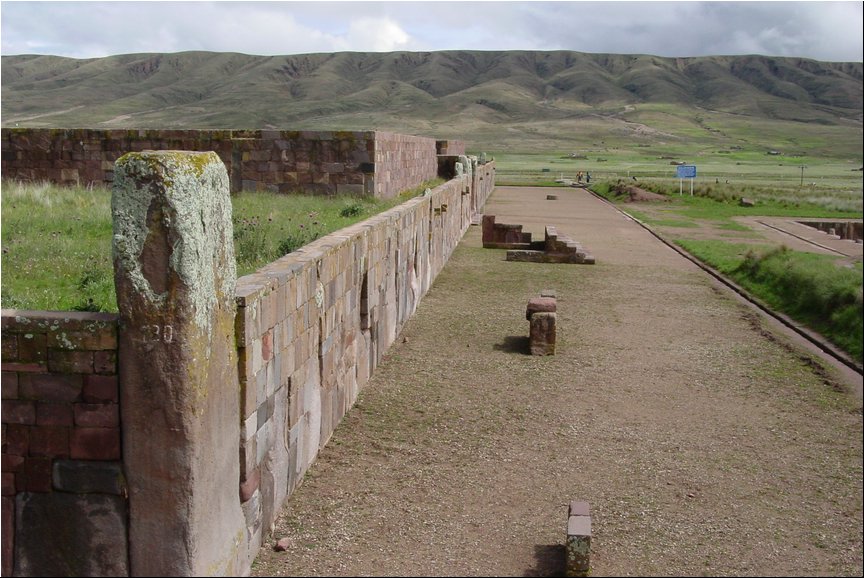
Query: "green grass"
1 179 440 313
591 180 862 219
676 240 863 363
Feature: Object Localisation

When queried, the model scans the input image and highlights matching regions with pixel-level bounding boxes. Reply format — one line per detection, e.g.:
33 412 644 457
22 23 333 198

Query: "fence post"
112 151 246 576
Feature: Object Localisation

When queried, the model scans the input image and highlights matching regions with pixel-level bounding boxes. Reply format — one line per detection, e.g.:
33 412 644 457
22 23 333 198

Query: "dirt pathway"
252 186 862 577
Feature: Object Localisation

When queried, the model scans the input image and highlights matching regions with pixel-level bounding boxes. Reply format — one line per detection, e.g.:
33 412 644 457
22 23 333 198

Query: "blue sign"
676 165 697 179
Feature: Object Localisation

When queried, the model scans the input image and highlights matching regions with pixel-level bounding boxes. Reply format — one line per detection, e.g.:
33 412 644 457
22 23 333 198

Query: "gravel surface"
251 187 862 577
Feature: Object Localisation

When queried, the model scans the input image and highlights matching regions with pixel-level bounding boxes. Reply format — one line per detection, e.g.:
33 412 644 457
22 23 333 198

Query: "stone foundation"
506 226 595 264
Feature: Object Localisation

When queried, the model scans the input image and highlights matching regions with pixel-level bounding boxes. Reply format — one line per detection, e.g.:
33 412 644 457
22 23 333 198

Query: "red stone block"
1 400 35 425
1 495 12 576
1 454 25 472
526 297 557 320
29 426 69 458
93 351 117 375
47 350 93 374
262 330 273 362
70 427 121 460
1 473 14 496
73 403 119 428
19 457 52 492
1 334 17 360
19 373 83 402
35 403 74 426
16 333 47 364
1 372 18 399
47 329 117 351
3 425 30 456
82 374 118 403
0 362 45 373
239 467 260 502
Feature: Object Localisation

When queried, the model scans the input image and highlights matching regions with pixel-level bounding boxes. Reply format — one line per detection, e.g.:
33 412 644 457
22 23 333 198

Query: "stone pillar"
566 501 591 577
526 297 557 356
112 151 247 576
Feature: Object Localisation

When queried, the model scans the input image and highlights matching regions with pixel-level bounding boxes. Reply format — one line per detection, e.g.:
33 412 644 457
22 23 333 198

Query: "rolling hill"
1 50 862 154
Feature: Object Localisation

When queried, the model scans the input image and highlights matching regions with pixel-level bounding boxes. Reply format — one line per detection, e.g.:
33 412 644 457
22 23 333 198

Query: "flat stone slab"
526 297 557 319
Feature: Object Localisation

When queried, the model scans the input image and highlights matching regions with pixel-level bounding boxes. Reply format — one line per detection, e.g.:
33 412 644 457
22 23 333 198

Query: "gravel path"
252 186 862 577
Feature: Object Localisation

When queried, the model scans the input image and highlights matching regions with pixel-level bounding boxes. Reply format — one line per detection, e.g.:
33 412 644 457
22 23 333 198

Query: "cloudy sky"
1 1 862 62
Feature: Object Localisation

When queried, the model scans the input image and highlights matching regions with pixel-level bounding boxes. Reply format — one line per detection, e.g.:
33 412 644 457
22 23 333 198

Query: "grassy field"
1 180 438 312
487 149 863 213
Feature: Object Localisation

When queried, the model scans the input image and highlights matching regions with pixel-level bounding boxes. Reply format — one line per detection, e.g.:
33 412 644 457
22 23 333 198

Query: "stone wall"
0 146 495 576
234 157 495 563
1 128 455 198
0 311 125 577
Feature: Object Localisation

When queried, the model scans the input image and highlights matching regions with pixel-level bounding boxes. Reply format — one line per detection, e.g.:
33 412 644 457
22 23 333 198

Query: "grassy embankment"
0 179 440 313
587 180 863 364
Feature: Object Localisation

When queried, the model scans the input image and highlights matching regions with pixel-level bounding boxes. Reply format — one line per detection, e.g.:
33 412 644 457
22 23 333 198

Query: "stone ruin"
526 291 557 356
566 501 592 577
482 215 594 264
507 226 595 264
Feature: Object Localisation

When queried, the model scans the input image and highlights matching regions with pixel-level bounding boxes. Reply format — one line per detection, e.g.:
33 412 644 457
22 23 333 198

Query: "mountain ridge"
2 50 862 152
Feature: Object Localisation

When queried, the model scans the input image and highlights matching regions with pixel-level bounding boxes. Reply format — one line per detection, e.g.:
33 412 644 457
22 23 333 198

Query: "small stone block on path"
566 500 591 577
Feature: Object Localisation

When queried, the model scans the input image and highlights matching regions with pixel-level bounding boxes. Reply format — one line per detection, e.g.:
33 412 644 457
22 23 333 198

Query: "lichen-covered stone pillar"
112 151 247 576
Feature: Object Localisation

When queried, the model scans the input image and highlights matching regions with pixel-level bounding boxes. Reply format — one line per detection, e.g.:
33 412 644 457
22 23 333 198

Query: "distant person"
586 172 591 183
576 171 583 184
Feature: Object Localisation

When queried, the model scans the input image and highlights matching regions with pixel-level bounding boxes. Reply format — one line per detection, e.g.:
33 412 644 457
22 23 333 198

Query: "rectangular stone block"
73 403 119 428
16 333 47 364
35 402 74 427
47 350 93 374
29 426 70 458
529 312 556 356
1 495 12 576
1 400 35 425
52 460 125 495
18 457 52 493
93 351 117 374
566 501 591 578
70 427 121 461
82 374 118 403
4 425 30 456
19 373 83 402
14 492 128 576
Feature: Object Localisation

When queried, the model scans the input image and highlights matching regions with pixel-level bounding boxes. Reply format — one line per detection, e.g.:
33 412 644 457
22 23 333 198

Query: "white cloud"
345 17 411 52
0 1 861 61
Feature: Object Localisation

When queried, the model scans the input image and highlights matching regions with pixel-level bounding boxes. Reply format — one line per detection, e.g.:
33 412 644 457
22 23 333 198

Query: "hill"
1 50 862 154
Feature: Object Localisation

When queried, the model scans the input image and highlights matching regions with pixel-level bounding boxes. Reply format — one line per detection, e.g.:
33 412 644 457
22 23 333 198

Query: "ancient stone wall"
0 311 125 577
0 147 495 576
1 128 453 198
233 159 494 562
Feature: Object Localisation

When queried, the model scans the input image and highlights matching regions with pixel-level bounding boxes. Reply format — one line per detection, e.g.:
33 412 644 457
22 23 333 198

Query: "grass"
675 240 863 363
590 180 862 219
490 150 862 214
1 179 441 313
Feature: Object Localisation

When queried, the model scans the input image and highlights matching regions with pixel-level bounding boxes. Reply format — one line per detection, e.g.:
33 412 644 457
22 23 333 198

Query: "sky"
0 1 862 62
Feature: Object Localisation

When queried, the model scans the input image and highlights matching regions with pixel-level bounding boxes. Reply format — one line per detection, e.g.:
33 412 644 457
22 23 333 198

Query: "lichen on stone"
112 151 236 334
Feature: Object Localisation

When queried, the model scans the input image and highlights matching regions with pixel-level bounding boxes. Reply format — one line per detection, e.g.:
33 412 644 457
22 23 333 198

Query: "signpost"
676 165 696 195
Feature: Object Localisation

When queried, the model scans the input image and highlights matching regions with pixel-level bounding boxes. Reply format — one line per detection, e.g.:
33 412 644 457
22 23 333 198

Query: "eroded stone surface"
14 492 128 577
112 151 246 576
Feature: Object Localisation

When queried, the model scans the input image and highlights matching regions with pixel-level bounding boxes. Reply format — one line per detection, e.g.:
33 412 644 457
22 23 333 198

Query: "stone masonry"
1 128 463 199
0 142 496 577
0 311 125 577
526 295 557 356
